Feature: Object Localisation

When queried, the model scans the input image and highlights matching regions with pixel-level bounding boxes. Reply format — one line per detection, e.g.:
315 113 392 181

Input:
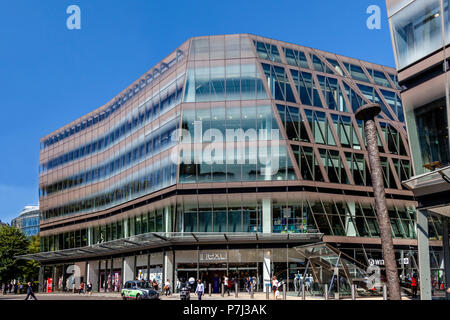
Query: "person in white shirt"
164 279 171 296
224 276 230 296
195 279 205 300
272 276 279 300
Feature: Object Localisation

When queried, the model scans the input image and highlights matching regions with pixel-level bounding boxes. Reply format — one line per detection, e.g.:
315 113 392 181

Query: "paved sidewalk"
0 292 411 300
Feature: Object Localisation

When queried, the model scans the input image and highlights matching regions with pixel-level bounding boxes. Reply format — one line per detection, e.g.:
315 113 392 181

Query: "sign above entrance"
200 251 227 262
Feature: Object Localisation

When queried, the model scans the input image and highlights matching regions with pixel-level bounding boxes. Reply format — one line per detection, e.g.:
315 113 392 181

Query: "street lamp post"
355 103 402 300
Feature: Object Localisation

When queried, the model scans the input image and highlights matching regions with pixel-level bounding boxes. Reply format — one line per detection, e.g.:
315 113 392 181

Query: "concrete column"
417 209 432 300
345 202 357 236
88 261 99 292
164 250 174 283
262 198 272 234
124 219 129 238
123 256 136 283
442 217 450 300
87 227 93 246
263 250 271 292
165 206 172 233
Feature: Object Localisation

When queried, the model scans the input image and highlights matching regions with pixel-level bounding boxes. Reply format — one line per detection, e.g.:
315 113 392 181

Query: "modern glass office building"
11 205 40 237
22 34 443 294
387 0 450 299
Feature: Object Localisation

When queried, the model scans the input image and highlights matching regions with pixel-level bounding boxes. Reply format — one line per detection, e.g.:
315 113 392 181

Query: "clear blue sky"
0 0 395 223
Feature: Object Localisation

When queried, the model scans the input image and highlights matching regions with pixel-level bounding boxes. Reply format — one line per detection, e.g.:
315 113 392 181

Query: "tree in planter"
0 225 30 288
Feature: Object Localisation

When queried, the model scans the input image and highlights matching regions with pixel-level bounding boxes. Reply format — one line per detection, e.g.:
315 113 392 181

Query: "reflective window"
283 47 309 69
413 97 450 168
391 0 443 69
262 63 296 103
290 70 322 107
254 41 282 63
317 75 347 112
343 63 370 83
184 63 267 102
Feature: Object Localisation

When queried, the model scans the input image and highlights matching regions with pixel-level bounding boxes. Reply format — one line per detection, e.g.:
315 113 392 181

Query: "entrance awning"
17 232 323 263
294 242 369 285
403 166 450 218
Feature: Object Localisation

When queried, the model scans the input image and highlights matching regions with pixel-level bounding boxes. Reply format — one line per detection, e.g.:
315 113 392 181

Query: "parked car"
121 280 159 300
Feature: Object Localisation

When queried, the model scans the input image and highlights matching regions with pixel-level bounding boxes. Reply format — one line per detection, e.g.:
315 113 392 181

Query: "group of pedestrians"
77 282 93 295
2 282 19 295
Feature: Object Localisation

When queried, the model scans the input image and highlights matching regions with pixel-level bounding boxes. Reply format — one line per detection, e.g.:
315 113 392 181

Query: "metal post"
417 209 432 300
266 284 269 300
355 103 401 301
301 283 305 300
442 217 450 301
235 281 238 298
351 284 356 300
383 284 388 300
38 266 44 293
221 283 224 297
324 284 328 300
283 283 286 300
209 283 212 297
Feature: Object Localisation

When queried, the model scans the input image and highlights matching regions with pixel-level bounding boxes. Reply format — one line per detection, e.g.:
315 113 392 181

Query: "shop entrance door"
228 264 258 292
199 263 227 294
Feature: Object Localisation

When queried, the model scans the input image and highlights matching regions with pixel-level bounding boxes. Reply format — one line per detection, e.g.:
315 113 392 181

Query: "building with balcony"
21 34 440 294
386 0 450 299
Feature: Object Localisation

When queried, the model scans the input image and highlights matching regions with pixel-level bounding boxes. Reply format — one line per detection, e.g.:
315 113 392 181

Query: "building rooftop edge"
40 33 397 142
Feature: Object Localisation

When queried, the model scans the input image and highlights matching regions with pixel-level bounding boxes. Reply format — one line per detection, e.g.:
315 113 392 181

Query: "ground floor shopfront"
37 239 447 297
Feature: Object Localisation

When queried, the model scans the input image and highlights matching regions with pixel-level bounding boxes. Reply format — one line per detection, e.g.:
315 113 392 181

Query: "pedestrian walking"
195 279 204 300
14 283 18 294
411 274 418 299
271 276 279 300
24 282 37 300
164 279 171 296
152 279 159 291
78 282 85 294
245 277 251 293
224 275 231 296
86 282 93 296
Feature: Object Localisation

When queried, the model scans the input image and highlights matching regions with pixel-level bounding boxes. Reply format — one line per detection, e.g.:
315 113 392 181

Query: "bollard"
301 283 306 300
383 284 387 300
351 284 356 300
335 291 340 300
221 283 224 297
235 282 238 298
324 284 328 300
283 283 286 300
209 283 212 297
266 284 270 300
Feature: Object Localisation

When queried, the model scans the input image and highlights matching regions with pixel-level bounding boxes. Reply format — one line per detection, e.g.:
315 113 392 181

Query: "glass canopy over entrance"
294 242 370 294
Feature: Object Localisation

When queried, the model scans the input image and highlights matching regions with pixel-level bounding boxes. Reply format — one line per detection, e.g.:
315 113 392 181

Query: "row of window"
265 62 403 124
255 40 398 89
40 119 179 197
39 200 417 252
41 77 184 173
179 145 296 184
183 63 268 103
41 50 185 149
41 160 177 220
276 104 408 156
181 104 276 142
